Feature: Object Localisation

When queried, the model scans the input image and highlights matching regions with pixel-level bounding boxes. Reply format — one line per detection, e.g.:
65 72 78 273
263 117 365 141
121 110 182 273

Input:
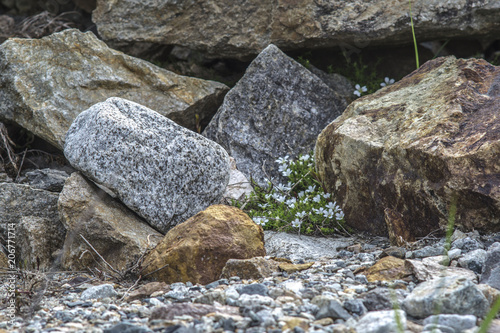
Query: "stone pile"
1 230 499 333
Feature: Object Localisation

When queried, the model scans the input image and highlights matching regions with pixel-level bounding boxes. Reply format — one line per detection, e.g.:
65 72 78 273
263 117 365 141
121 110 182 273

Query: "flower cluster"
353 77 395 97
235 153 347 236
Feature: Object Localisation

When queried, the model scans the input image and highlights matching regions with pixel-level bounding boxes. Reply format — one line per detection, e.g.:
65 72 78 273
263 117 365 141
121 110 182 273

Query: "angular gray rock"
204 44 347 187
316 57 500 237
81 284 117 301
480 242 500 290
64 97 230 233
0 29 228 149
0 182 64 264
355 310 406 333
93 0 500 59
457 249 487 275
17 216 66 270
403 276 489 318
312 295 351 321
19 168 70 192
58 172 163 271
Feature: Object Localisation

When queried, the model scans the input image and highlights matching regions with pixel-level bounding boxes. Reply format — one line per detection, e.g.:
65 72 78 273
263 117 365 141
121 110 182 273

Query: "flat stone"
264 231 354 262
316 57 500 237
403 275 489 318
203 44 347 187
355 256 413 282
64 97 230 233
0 29 228 149
423 314 477 332
20 168 70 192
362 288 408 312
405 258 478 283
278 262 314 274
125 282 169 302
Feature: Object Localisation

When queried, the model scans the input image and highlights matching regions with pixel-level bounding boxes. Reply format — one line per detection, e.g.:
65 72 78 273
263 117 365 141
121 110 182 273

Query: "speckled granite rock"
204 44 347 187
64 97 230 233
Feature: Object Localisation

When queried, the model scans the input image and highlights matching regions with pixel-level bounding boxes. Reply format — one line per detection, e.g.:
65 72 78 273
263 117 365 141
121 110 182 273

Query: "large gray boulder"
0 29 228 149
203 44 348 187
93 0 500 59
316 57 500 238
64 97 230 233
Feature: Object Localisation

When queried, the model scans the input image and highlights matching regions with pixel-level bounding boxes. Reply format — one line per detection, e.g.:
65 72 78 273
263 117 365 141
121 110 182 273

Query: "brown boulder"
142 205 265 285
316 56 500 237
58 172 163 272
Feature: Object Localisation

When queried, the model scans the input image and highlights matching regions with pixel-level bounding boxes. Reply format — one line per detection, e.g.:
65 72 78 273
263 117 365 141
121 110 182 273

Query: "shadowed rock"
316 56 500 237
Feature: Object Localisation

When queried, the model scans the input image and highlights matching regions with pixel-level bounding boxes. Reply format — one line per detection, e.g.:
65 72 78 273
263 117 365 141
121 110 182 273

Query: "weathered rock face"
403 276 489 318
204 44 347 187
316 57 500 237
142 205 265 285
18 216 66 270
0 182 64 267
58 172 163 271
64 97 230 233
93 0 500 59
0 29 228 149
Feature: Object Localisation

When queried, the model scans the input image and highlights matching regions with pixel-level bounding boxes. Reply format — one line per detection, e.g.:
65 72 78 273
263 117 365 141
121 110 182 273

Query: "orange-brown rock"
316 56 500 237
220 257 279 280
356 256 413 282
142 205 265 285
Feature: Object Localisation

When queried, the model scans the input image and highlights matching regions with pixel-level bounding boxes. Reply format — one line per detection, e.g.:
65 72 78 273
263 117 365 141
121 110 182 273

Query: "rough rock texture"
0 183 63 260
93 0 500 59
64 97 230 233
480 242 500 290
151 303 239 321
142 205 266 285
405 257 478 282
0 29 228 149
355 256 412 282
355 310 406 333
264 231 353 262
220 257 280 280
403 275 489 318
58 172 163 271
19 168 70 192
17 216 66 270
316 57 500 237
204 44 347 187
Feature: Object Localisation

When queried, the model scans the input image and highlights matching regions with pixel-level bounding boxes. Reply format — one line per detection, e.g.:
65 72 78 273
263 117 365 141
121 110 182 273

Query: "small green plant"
234 153 348 236
409 0 420 69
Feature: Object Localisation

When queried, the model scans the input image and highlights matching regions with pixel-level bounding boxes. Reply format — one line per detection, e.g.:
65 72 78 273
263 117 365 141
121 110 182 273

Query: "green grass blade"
409 0 420 69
